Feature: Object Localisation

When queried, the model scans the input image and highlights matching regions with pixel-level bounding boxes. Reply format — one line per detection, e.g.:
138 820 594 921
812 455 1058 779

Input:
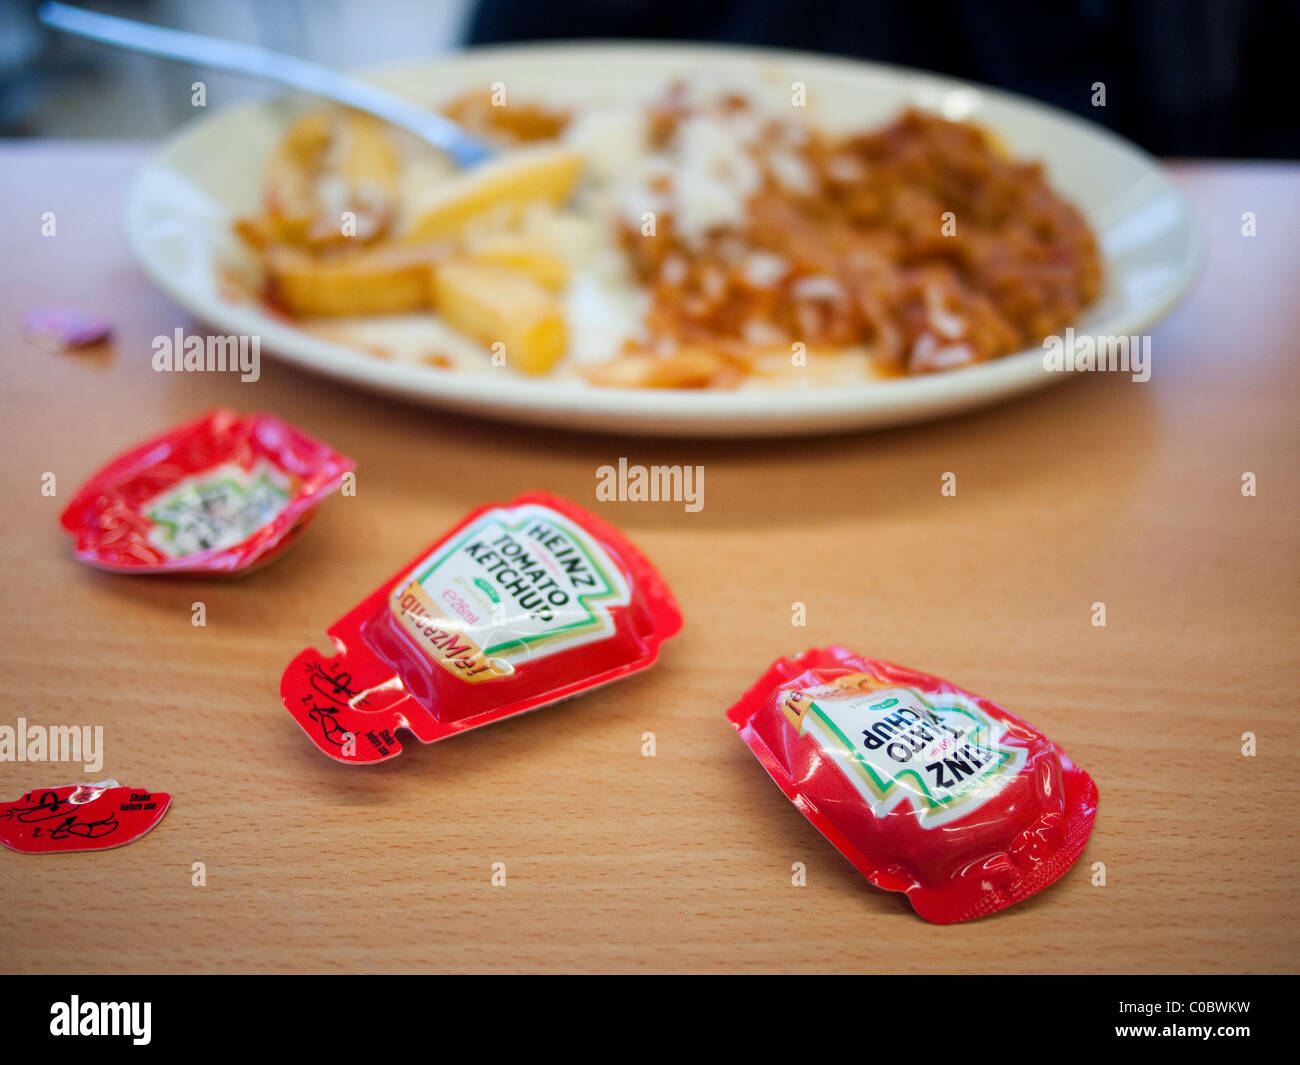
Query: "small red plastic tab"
1 782 171 854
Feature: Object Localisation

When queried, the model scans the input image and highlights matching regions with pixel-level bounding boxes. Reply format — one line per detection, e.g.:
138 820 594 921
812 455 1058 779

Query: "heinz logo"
49 996 151 1045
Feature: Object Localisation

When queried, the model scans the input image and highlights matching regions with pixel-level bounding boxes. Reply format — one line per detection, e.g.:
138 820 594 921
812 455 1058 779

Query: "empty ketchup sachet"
60 408 353 574
1 781 170 854
281 492 682 763
726 647 1098 923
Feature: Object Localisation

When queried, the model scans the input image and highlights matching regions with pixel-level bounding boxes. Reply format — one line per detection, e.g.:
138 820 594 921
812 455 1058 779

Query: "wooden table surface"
1 145 1296 974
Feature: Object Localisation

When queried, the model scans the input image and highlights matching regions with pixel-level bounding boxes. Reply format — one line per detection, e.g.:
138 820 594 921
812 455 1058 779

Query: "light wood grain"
0 146 1296 973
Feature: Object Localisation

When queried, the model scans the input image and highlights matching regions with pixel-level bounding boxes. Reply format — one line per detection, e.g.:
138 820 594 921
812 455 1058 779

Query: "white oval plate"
124 43 1200 437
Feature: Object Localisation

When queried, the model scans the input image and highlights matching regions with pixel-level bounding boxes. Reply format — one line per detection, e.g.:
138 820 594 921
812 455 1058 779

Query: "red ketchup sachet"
726 646 1098 923
281 492 682 764
59 408 353 575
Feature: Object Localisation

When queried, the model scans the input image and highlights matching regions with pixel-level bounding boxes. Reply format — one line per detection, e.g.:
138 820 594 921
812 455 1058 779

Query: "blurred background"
2 0 1294 158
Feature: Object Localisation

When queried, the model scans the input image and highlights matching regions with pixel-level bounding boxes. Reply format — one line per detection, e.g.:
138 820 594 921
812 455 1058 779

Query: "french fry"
249 110 402 250
431 260 567 374
404 145 582 242
465 233 570 290
586 347 729 389
265 244 439 317
324 113 402 244
338 113 401 197
260 113 333 243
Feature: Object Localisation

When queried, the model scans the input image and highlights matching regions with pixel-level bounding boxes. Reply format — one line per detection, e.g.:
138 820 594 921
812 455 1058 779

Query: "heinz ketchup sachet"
281 492 682 763
59 408 353 574
726 647 1098 923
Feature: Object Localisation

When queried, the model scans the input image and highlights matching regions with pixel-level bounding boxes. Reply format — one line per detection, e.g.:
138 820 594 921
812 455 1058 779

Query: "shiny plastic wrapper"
726 646 1098 922
281 492 682 763
59 408 352 574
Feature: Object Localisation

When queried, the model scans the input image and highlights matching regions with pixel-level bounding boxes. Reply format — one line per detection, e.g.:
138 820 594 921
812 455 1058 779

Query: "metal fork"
37 1 494 168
